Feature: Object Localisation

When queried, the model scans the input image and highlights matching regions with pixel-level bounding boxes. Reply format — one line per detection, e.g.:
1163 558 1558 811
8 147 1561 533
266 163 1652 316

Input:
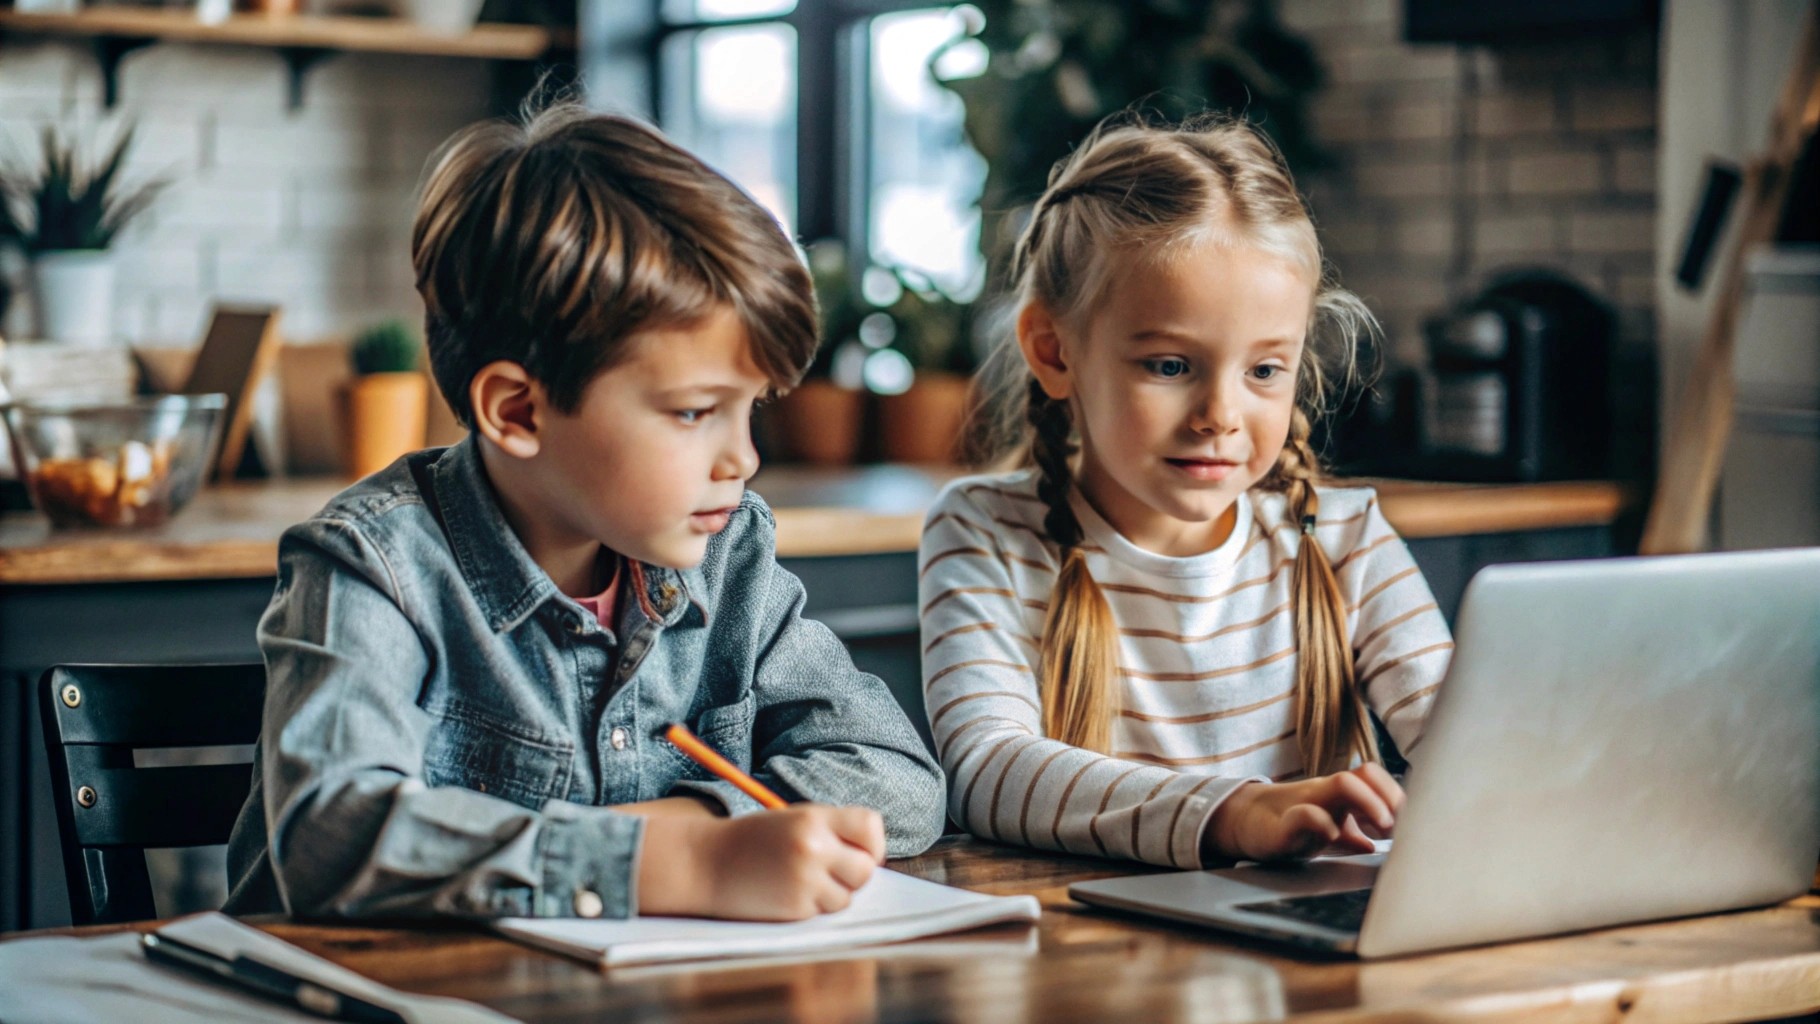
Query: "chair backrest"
39 663 265 926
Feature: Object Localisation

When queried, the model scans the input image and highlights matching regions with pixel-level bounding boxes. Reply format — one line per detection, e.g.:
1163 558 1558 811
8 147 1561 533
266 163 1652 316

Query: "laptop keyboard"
1233 888 1373 933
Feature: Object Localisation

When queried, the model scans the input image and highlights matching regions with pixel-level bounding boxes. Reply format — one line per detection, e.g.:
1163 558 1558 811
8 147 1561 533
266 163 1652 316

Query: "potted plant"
765 239 870 464
0 125 166 346
874 268 978 464
401 0 486 34
338 319 428 479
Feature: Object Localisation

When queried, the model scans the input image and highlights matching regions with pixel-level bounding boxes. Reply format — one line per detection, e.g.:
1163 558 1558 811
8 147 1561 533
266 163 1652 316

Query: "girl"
920 115 1453 868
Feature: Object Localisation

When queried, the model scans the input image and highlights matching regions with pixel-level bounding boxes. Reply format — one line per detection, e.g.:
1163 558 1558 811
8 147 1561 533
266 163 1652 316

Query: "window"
659 20 798 229
867 7 987 297
656 1 986 298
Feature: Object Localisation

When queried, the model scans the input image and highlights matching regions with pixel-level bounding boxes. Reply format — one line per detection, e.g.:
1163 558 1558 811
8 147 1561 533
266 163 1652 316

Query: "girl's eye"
1252 364 1286 381
1143 358 1191 379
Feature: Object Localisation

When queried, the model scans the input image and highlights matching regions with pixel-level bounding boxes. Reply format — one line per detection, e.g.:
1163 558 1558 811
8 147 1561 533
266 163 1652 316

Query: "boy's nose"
716 426 760 480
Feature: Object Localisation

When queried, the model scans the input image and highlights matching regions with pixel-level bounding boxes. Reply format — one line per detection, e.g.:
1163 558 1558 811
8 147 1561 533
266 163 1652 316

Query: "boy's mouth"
1165 457 1242 482
689 506 738 533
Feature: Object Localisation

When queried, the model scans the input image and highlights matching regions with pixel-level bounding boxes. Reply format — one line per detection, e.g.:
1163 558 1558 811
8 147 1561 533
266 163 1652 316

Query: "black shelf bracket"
276 46 332 111
92 35 154 111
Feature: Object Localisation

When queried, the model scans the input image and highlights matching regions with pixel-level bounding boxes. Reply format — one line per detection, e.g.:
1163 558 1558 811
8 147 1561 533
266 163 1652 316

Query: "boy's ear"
1016 302 1073 401
470 360 543 459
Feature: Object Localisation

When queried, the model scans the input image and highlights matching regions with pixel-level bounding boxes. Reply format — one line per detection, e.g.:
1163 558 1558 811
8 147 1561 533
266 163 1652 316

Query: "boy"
225 104 945 922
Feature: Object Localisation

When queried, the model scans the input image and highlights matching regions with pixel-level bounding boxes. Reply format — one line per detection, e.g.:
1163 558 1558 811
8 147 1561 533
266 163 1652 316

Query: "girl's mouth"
1165 458 1240 482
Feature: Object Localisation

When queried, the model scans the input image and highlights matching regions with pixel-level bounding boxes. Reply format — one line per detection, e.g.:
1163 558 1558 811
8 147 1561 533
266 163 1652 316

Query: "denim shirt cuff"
668 779 769 818
535 802 644 918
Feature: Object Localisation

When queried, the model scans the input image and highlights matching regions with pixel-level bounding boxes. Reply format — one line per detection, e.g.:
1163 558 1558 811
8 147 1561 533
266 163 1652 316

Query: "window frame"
650 0 949 255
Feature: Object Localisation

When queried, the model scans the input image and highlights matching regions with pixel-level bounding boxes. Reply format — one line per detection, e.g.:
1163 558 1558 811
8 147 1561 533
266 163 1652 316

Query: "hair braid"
1027 379 1083 549
1274 410 1380 774
1025 381 1119 752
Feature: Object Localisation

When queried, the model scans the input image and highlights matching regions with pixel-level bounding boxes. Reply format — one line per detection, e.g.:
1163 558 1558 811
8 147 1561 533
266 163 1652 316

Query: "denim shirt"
224 436 945 921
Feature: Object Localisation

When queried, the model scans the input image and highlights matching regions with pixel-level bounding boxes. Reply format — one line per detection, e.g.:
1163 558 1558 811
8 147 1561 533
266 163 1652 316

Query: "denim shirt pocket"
661 690 757 781
422 699 574 809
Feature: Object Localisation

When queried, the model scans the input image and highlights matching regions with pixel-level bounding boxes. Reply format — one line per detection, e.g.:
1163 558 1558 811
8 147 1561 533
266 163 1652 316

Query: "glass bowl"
2 394 228 529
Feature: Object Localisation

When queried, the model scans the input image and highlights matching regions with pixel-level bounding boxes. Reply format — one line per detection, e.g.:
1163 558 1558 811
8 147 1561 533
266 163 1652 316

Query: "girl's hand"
637 805 886 920
1202 764 1404 864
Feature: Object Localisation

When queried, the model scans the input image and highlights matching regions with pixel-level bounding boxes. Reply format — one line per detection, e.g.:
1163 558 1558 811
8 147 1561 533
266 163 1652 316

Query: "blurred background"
0 0 1816 935
0 0 1811 510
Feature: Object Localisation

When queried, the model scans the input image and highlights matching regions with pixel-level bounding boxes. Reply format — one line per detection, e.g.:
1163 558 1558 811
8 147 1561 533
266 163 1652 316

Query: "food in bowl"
2 394 226 529
28 440 179 527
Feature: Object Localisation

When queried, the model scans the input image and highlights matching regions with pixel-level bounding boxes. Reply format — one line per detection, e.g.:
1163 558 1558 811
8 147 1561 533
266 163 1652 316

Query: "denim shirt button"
610 727 629 751
574 889 604 918
567 618 586 636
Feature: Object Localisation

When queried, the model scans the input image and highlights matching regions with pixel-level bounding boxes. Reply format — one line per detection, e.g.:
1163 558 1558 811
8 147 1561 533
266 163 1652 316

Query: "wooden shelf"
0 8 561 108
0 8 553 58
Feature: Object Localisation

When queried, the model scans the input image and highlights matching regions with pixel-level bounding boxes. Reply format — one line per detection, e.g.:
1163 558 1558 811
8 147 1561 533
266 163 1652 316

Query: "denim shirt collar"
427 436 707 635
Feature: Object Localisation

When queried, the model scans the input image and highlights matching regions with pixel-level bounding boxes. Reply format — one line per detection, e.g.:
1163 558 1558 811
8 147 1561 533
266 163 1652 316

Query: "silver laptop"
1070 549 1820 958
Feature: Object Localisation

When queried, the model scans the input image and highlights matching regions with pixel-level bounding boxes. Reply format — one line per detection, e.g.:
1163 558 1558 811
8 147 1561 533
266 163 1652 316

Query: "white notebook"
495 868 1041 967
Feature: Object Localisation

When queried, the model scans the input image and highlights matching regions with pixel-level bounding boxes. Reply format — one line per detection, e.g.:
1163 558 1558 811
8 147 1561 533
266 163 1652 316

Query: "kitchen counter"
0 467 1634 585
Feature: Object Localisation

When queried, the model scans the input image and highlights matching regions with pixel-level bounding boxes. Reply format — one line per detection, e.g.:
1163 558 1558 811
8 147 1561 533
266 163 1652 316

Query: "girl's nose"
1189 381 1243 435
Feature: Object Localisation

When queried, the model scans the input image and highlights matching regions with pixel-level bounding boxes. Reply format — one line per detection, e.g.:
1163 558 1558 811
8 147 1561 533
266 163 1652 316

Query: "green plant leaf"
351 319 422 375
0 123 165 252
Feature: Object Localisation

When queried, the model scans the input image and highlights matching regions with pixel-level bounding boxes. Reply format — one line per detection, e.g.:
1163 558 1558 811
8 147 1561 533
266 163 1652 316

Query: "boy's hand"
636 805 885 920
1202 764 1404 864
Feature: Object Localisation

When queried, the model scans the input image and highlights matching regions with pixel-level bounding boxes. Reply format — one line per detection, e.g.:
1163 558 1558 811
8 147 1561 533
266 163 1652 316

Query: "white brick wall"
0 40 492 346
1284 12 1659 474
1505 147 1607 197
1291 18 1657 345
1475 92 1556 136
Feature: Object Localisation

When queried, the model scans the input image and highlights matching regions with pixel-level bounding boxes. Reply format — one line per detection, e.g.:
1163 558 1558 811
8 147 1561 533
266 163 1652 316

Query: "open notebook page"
495 868 1041 967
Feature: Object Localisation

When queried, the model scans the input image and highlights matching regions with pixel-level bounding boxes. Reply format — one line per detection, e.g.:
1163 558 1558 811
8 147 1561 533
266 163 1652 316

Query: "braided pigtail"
1027 379 1121 753
1274 409 1379 774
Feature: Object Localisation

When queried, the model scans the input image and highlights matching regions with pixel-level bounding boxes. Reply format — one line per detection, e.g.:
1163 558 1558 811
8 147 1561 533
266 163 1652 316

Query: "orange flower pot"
769 380 865 465
878 372 973 464
337 372 428 479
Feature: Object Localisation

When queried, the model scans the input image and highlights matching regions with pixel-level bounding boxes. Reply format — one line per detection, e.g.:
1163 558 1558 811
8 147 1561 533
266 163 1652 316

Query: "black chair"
39 663 265 925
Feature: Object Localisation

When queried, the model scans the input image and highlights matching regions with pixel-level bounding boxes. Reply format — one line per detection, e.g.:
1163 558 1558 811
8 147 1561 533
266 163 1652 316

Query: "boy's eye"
1143 358 1191 379
675 408 713 425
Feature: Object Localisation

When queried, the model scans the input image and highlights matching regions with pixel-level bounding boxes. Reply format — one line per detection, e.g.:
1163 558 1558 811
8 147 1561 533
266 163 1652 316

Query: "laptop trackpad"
1213 853 1384 901
1070 852 1385 913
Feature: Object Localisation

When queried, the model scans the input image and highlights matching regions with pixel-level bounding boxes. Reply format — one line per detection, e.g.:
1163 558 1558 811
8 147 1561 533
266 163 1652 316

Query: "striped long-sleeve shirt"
918 471 1453 869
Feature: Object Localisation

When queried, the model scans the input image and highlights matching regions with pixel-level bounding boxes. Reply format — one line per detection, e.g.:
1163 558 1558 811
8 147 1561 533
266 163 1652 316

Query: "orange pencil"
661 722 789 810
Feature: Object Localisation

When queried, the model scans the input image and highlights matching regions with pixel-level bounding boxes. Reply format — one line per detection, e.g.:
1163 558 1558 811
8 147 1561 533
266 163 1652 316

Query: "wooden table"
14 837 1819 1023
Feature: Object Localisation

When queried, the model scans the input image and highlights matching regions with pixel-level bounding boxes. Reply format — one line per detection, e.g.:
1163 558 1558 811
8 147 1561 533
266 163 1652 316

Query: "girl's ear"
470 360 544 459
1016 302 1073 401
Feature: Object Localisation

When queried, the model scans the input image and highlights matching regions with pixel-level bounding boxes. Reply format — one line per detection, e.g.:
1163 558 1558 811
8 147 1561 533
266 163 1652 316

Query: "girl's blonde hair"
969 113 1382 775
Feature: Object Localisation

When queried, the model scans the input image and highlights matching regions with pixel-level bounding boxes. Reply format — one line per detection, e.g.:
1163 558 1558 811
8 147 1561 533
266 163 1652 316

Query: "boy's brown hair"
412 103 818 427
